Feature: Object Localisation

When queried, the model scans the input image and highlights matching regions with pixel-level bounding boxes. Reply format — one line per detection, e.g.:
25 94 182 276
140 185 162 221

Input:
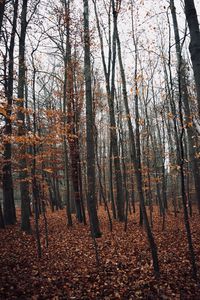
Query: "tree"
2 0 18 225
170 0 198 279
184 0 200 116
83 0 101 238
114 0 160 277
0 202 5 228
65 1 85 224
0 0 6 35
62 0 73 226
170 0 200 212
17 0 31 232
93 0 124 221
44 0 86 224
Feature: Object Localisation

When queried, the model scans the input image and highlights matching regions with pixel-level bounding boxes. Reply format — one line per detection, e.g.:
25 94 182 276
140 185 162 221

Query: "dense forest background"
0 0 200 298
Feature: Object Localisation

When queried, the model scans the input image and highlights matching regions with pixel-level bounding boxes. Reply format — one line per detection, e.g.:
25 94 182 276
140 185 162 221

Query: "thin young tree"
63 0 73 226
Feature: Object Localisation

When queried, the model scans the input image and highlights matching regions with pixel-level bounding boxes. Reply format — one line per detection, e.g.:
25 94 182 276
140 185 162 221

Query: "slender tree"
63 0 73 226
93 0 124 221
17 0 31 232
2 0 18 225
30 45 42 257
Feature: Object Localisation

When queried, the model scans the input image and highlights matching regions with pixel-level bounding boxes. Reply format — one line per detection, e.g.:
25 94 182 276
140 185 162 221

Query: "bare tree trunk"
0 203 5 229
109 140 117 219
94 125 112 231
178 60 197 280
0 0 5 35
17 0 31 232
115 89 129 231
31 49 42 257
62 0 84 223
83 0 101 238
62 2 72 226
184 0 200 116
2 0 18 225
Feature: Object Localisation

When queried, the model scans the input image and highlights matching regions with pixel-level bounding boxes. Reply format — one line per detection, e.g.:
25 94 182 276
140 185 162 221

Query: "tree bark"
184 0 200 116
83 0 101 238
17 0 31 233
3 0 18 225
0 0 5 35
0 203 5 229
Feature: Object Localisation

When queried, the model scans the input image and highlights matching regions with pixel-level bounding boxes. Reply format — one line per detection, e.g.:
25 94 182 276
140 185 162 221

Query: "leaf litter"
0 206 200 299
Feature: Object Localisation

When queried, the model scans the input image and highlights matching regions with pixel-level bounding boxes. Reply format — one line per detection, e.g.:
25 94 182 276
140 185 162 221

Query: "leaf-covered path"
1 207 200 299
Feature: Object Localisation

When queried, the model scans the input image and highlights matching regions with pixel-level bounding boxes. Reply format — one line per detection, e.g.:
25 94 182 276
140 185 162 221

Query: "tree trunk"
62 1 72 226
63 0 83 223
0 203 5 229
184 0 200 116
95 125 112 231
17 0 31 233
3 0 18 225
0 0 5 35
109 140 117 219
83 0 101 238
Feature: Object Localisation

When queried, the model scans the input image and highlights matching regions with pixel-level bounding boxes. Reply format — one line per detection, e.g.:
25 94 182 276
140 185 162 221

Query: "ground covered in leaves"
1 206 200 299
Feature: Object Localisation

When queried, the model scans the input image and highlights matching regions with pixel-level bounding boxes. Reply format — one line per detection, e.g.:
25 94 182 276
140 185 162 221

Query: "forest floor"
1 205 200 299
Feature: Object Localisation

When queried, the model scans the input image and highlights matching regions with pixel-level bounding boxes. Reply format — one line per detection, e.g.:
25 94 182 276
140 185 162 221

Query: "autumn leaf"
0 107 7 117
